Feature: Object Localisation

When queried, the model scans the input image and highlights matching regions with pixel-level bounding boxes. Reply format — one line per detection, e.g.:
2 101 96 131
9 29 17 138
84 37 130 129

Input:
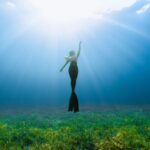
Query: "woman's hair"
69 50 75 56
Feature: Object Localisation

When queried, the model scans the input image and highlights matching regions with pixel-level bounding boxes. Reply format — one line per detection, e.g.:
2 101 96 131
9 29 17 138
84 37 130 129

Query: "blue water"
0 0 150 107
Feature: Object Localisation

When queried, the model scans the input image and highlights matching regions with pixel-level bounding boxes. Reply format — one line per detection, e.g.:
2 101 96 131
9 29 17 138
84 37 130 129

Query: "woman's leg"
68 65 79 112
69 67 78 92
71 78 76 92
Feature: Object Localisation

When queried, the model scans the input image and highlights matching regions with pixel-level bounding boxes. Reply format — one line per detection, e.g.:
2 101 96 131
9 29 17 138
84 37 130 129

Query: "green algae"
0 111 150 150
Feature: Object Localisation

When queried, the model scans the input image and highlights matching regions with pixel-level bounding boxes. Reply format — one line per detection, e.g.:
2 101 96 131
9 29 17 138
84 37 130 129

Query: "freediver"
60 41 82 112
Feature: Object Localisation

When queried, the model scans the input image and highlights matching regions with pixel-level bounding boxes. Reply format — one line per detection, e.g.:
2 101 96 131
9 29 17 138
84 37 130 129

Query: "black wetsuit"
68 61 79 112
69 61 78 92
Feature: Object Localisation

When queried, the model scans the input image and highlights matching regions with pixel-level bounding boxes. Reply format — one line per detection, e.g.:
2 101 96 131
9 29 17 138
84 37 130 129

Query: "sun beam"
3 0 138 38
23 0 137 35
27 0 104 36
30 0 102 23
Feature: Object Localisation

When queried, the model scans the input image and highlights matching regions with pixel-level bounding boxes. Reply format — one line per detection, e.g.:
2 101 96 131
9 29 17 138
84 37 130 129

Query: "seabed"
0 105 150 150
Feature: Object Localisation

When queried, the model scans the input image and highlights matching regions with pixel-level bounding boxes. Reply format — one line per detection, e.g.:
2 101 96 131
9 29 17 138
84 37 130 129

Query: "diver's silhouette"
60 41 81 112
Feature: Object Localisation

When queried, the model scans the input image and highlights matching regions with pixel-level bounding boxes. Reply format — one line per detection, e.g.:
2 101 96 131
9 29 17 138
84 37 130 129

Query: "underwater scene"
0 0 150 149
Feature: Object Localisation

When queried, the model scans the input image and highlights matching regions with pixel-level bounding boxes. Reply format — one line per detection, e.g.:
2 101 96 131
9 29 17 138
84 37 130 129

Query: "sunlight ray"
81 50 106 103
0 17 37 56
103 17 150 40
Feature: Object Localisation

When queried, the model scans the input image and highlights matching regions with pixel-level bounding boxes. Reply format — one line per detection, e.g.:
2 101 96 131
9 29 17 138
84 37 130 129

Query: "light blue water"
0 0 150 107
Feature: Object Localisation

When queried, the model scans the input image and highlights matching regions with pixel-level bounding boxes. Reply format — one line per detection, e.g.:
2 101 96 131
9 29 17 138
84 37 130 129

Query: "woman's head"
69 50 75 56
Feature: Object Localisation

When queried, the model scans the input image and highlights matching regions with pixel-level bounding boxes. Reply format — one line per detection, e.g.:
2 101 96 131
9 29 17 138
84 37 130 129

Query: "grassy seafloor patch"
0 110 150 150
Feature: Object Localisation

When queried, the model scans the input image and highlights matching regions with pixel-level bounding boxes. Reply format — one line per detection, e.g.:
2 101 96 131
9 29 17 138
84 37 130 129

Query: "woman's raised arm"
77 41 82 58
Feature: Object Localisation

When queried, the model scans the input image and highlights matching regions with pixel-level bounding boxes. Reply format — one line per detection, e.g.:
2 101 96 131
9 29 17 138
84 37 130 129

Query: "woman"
60 41 81 92
60 41 81 112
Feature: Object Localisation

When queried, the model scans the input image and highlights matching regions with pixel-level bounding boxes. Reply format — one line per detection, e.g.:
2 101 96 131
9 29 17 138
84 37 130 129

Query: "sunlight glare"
16 0 138 36
27 0 104 36
30 0 102 23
